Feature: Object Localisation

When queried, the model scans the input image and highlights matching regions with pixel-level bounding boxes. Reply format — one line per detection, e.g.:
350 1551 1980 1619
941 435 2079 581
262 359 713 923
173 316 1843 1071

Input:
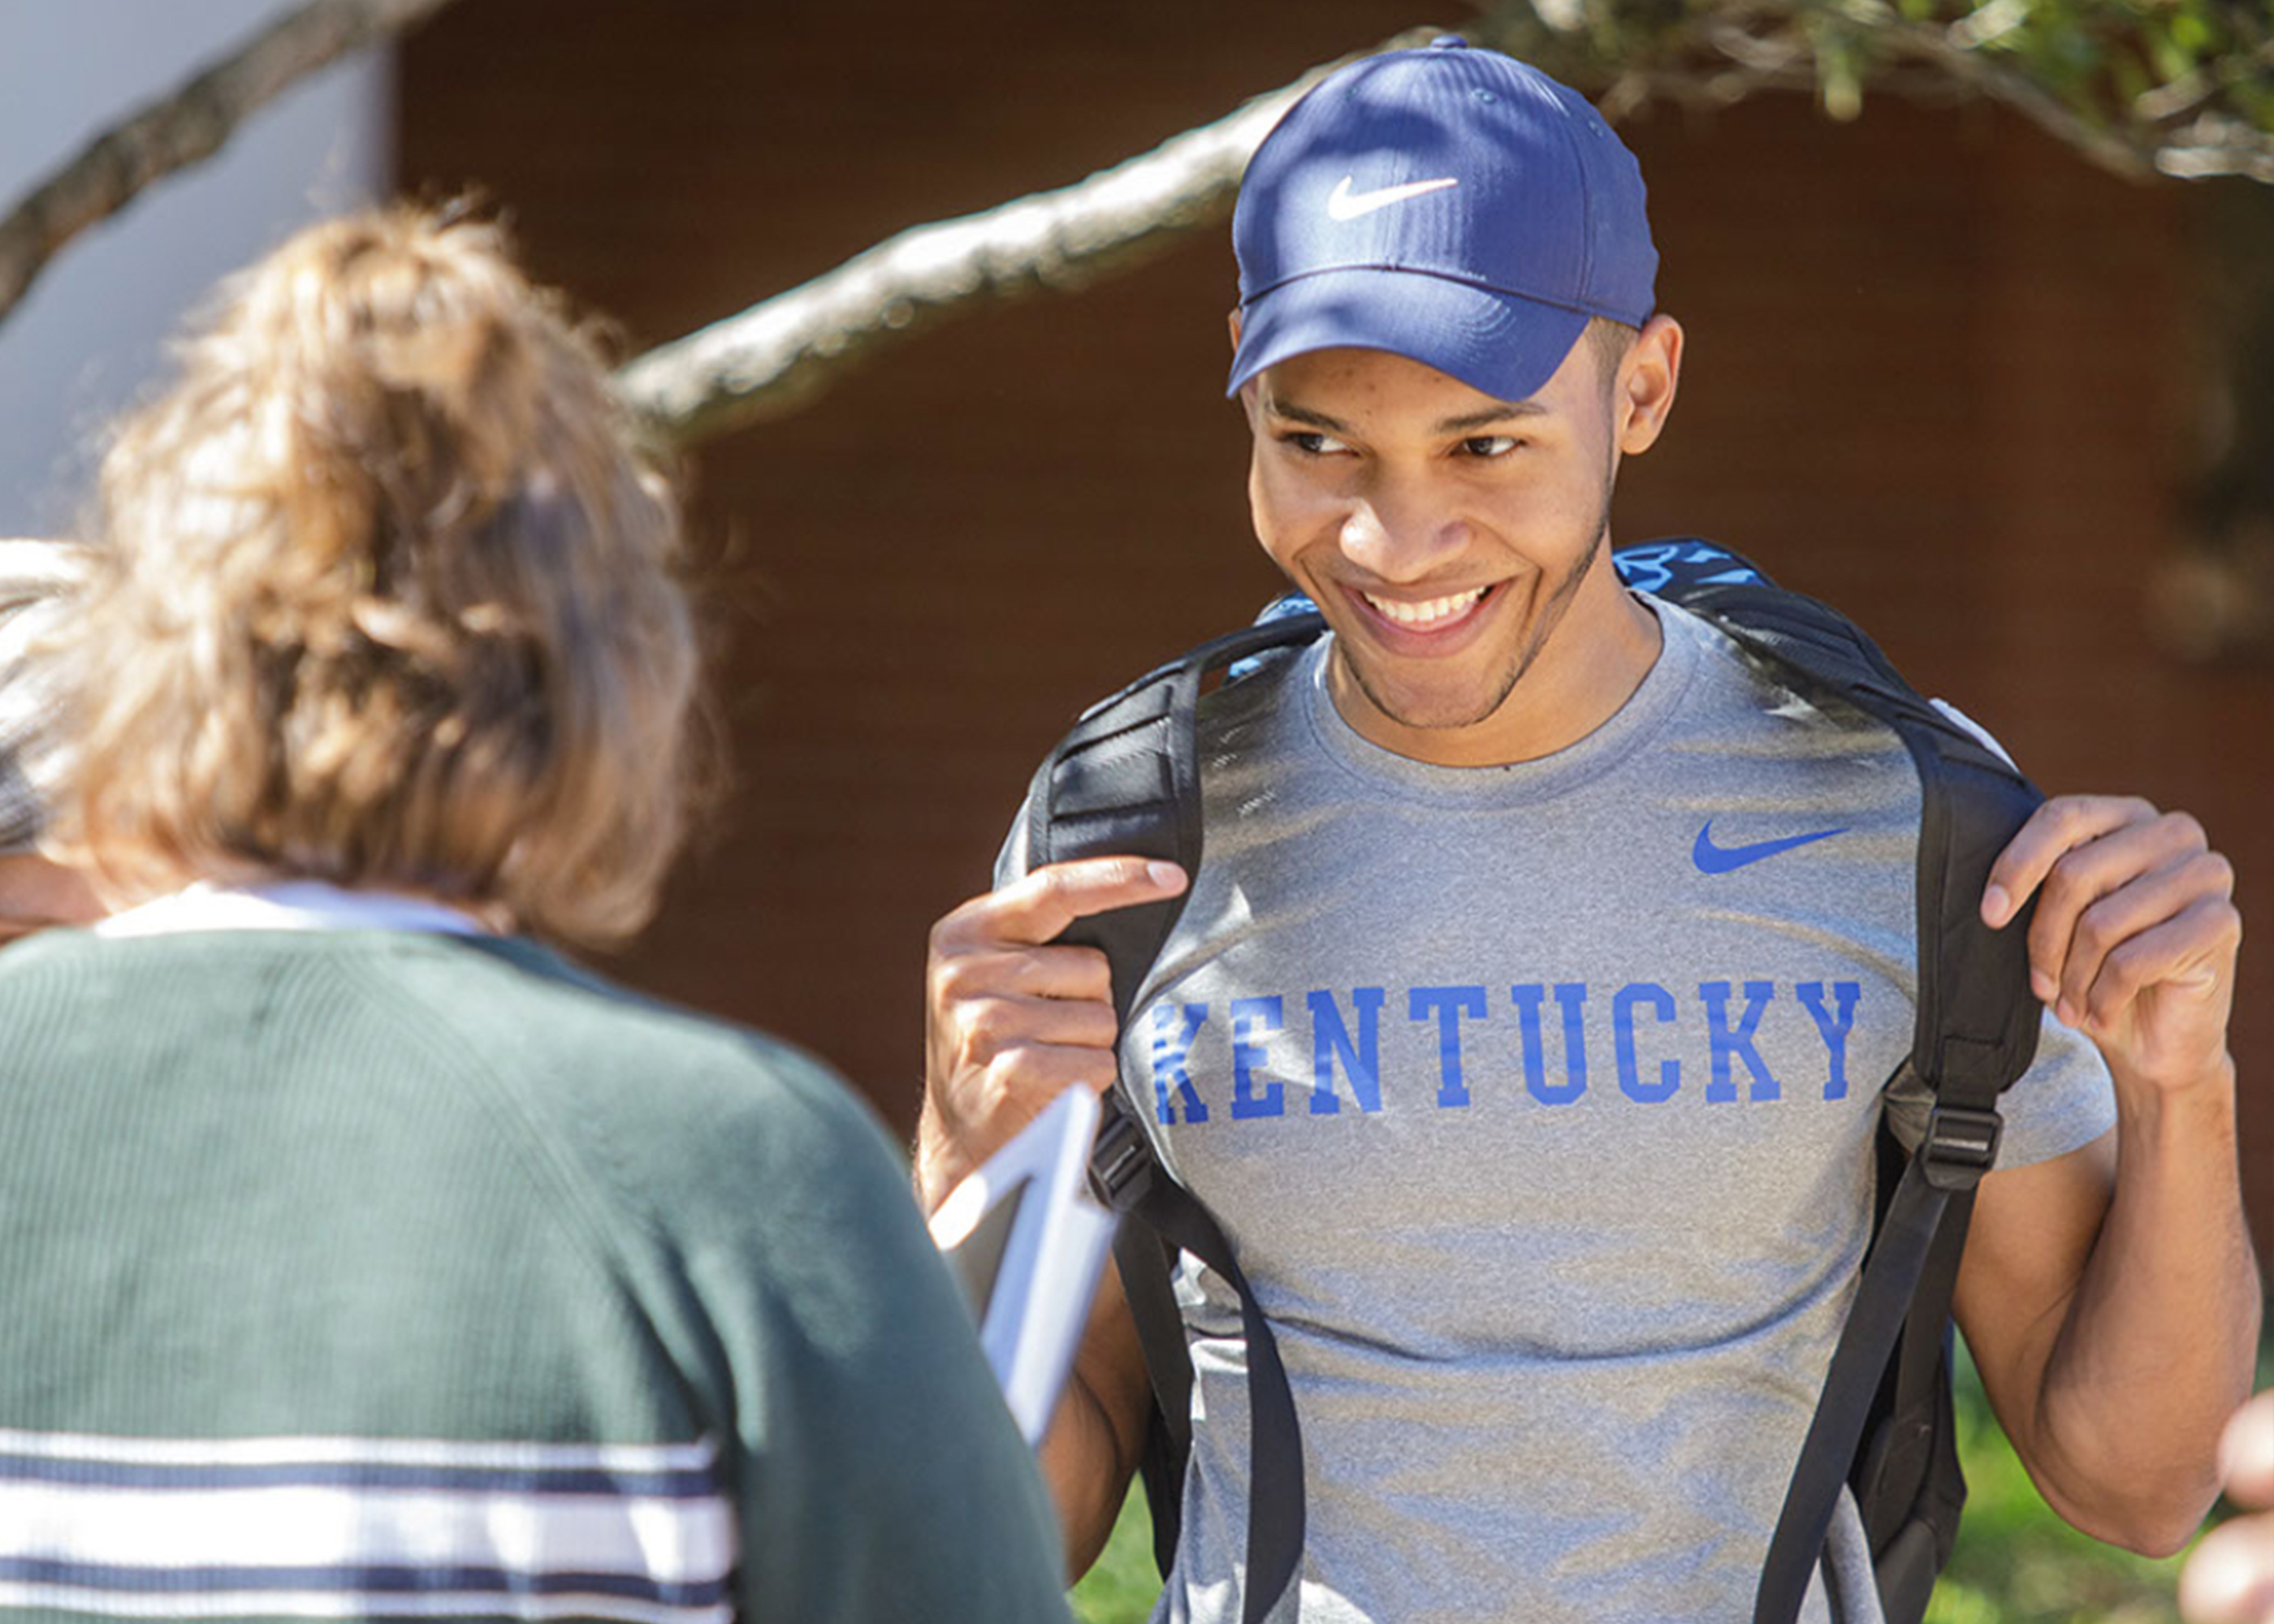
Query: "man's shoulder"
1193 630 1319 756
1651 593 1914 751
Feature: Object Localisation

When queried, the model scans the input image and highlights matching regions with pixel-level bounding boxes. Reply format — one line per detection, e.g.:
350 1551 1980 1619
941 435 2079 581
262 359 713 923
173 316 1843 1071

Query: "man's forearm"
2031 1058 2261 1553
1042 1367 1143 1579
1036 1259 1153 1579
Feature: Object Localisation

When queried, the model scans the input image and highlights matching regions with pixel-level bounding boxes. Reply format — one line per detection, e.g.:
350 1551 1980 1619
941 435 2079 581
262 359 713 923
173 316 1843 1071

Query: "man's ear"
1615 313 1684 456
1228 309 1243 354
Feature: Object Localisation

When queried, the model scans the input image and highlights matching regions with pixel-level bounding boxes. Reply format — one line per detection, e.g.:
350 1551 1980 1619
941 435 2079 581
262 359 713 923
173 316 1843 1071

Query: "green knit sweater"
0 925 1071 1624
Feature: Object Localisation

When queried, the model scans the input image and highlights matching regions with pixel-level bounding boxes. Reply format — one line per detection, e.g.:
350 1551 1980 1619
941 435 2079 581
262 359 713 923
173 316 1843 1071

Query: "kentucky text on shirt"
1147 978 1865 1122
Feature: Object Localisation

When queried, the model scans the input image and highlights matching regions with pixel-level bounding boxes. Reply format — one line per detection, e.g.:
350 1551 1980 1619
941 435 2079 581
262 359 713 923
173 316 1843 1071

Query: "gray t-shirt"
1012 598 2115 1624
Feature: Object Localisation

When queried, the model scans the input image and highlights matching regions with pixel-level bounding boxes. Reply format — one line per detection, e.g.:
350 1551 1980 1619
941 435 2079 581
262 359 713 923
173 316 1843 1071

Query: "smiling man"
919 38 2258 1624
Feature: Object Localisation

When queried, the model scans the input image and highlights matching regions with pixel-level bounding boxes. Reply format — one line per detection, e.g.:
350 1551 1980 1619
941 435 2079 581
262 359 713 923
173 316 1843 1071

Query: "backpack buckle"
1087 1105 1157 1213
1919 1104 2004 1191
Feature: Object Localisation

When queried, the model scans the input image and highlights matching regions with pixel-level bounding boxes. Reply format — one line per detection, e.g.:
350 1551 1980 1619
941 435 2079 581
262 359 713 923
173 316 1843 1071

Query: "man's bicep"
1952 1128 2116 1448
1945 1000 2118 1427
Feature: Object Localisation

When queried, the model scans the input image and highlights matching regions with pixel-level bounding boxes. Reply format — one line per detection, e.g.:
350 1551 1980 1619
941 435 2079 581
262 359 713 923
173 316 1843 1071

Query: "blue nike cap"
1228 37 1658 403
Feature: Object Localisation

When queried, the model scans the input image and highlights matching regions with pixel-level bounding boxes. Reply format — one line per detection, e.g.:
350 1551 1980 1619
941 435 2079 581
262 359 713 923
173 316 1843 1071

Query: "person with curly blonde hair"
55 205 695 944
0 208 1073 1624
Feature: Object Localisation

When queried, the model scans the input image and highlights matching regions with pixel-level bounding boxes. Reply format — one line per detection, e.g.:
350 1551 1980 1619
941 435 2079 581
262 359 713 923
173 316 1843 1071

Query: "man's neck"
1326 570 1664 769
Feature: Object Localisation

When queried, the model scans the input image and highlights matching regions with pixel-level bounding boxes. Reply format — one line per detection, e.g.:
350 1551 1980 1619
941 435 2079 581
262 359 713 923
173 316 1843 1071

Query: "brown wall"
401 2 2273 1250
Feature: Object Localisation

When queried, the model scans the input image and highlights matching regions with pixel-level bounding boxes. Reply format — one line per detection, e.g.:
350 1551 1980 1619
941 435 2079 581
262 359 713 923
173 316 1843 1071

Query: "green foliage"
1467 0 2274 181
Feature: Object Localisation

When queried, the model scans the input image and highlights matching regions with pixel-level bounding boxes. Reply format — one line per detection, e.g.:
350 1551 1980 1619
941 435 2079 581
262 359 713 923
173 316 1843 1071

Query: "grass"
1070 1340 2225 1624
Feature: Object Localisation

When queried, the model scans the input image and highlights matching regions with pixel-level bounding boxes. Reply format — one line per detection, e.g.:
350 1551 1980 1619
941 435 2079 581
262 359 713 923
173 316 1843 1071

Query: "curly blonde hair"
53 205 701 947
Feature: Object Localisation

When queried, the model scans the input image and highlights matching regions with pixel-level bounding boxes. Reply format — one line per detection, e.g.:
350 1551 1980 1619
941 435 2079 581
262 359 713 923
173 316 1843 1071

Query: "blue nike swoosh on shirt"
1692 819 1847 874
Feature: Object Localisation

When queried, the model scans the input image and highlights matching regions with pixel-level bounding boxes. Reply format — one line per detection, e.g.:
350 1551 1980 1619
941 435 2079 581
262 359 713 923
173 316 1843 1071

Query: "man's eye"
1282 431 1351 456
1460 435 1521 458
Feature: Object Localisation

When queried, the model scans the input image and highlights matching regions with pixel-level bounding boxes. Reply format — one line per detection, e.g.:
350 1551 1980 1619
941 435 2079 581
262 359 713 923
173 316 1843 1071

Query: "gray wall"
0 1 388 535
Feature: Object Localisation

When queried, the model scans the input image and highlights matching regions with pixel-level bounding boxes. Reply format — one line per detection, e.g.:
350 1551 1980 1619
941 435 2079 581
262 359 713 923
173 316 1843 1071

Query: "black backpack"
1026 538 2045 1624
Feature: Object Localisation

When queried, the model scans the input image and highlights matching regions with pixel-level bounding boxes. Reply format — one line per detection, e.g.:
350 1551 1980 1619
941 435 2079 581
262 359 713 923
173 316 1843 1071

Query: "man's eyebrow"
1261 397 1549 434
1262 399 1350 433
1434 400 1548 433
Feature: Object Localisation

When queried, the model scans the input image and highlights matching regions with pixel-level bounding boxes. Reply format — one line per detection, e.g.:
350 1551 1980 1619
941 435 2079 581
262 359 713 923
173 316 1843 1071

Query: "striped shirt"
0 1431 732 1624
0 926 1072 1624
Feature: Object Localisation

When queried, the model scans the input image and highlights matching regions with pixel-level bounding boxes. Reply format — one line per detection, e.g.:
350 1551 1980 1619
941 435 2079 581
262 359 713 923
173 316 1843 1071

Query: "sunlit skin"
0 853 101 948
1234 313 1684 768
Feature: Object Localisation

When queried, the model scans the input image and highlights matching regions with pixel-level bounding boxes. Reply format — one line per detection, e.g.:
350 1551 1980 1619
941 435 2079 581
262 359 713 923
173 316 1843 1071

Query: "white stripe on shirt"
0 1428 736 1624
0 1479 734 1580
0 1583 733 1624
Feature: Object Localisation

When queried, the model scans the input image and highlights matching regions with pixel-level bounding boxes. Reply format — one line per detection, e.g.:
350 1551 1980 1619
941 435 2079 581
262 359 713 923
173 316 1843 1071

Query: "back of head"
58 205 699 947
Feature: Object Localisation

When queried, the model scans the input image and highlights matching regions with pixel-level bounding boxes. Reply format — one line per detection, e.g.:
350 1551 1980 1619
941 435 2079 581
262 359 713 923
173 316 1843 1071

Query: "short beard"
1341 476 1618 734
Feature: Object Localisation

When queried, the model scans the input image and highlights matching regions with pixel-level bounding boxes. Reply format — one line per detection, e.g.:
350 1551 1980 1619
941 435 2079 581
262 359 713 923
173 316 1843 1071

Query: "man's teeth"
1364 587 1487 628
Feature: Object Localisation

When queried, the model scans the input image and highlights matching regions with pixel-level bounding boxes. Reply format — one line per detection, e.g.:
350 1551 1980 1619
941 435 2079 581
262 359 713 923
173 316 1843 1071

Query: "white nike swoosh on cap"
1325 175 1460 221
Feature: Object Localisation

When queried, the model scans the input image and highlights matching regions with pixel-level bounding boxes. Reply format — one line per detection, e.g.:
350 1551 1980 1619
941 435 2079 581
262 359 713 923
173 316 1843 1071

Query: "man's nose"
1338 475 1468 584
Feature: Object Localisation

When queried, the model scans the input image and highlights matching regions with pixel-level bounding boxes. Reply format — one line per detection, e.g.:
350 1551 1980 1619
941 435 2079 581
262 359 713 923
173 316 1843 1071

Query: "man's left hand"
1982 796 2239 1093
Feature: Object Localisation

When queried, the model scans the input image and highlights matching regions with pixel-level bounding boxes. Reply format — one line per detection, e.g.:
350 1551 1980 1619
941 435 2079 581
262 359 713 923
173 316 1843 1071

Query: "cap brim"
1227 268 1590 405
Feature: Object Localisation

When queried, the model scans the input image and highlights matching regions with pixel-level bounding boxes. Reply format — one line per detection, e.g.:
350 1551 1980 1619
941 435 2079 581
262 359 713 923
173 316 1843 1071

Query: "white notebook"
928 1087 1118 1445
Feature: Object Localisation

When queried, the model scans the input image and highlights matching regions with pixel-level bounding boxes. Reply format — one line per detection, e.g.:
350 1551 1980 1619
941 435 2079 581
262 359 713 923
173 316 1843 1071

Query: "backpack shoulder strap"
1615 538 2045 1116
1027 607 1324 1624
1611 542 2044 1624
1026 609 1325 1028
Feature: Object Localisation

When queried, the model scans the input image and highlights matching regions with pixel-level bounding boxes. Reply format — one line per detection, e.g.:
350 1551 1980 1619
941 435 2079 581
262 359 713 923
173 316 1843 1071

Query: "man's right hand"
917 855 1187 1213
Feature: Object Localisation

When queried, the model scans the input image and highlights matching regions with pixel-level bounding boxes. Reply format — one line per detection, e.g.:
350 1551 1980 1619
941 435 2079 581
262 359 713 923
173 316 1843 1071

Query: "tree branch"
2156 114 2274 184
1882 15 2167 180
619 6 2271 450
616 27 1444 448
1485 1 2265 187
0 0 463 332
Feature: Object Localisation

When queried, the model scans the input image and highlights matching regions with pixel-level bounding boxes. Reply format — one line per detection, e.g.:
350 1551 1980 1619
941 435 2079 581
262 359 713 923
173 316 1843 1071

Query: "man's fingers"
1998 806 2204 1000
1982 795 2159 930
2052 849 2235 1026
941 855 1188 949
931 941 1113 1007
2077 898 2239 1034
948 991 1122 1065
961 1042 1123 1135
919 857 1178 1205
